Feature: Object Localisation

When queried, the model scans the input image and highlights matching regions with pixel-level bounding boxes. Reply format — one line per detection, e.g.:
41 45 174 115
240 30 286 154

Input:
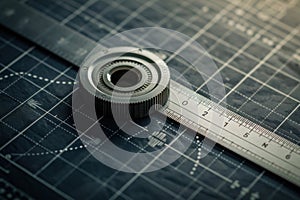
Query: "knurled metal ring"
79 47 170 118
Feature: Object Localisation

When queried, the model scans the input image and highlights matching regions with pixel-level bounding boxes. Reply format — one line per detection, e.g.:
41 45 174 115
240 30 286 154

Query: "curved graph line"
0 71 77 85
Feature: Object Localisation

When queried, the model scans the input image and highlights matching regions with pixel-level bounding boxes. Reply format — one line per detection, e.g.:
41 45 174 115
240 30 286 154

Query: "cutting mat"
0 0 300 199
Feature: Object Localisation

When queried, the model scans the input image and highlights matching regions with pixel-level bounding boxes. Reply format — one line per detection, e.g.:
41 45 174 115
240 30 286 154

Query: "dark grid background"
0 0 300 199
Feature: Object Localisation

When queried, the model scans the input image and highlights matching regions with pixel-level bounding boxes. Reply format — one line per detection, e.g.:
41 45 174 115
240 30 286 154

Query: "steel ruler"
0 0 299 187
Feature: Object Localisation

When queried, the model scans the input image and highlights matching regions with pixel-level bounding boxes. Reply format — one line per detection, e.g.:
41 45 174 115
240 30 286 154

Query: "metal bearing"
79 47 170 118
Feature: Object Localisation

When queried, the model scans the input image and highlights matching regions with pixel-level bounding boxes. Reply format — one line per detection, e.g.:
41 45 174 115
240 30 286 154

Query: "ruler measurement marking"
171 83 299 152
164 83 300 185
166 97 300 171
164 105 300 182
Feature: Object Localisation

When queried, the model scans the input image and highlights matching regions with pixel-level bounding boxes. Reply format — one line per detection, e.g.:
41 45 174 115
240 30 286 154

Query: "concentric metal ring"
79 47 170 118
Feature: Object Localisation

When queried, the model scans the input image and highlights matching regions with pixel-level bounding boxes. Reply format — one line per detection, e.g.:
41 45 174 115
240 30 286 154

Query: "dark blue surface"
0 0 300 199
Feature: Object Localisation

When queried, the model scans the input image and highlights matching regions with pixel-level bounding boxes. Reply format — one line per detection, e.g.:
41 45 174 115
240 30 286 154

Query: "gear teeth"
79 47 170 118
99 83 169 119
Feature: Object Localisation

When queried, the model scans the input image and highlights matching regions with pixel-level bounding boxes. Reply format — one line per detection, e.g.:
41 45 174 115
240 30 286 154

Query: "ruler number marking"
224 122 229 127
182 100 188 106
202 110 209 117
243 132 250 138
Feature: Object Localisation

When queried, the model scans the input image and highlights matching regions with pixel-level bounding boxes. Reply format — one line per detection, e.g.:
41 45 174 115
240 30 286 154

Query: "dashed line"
9 144 87 157
1 102 284 190
0 71 77 85
190 135 201 175
224 16 276 47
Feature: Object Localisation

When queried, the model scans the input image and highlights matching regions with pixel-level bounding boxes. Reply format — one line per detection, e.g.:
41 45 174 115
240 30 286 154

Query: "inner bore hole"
110 68 141 87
